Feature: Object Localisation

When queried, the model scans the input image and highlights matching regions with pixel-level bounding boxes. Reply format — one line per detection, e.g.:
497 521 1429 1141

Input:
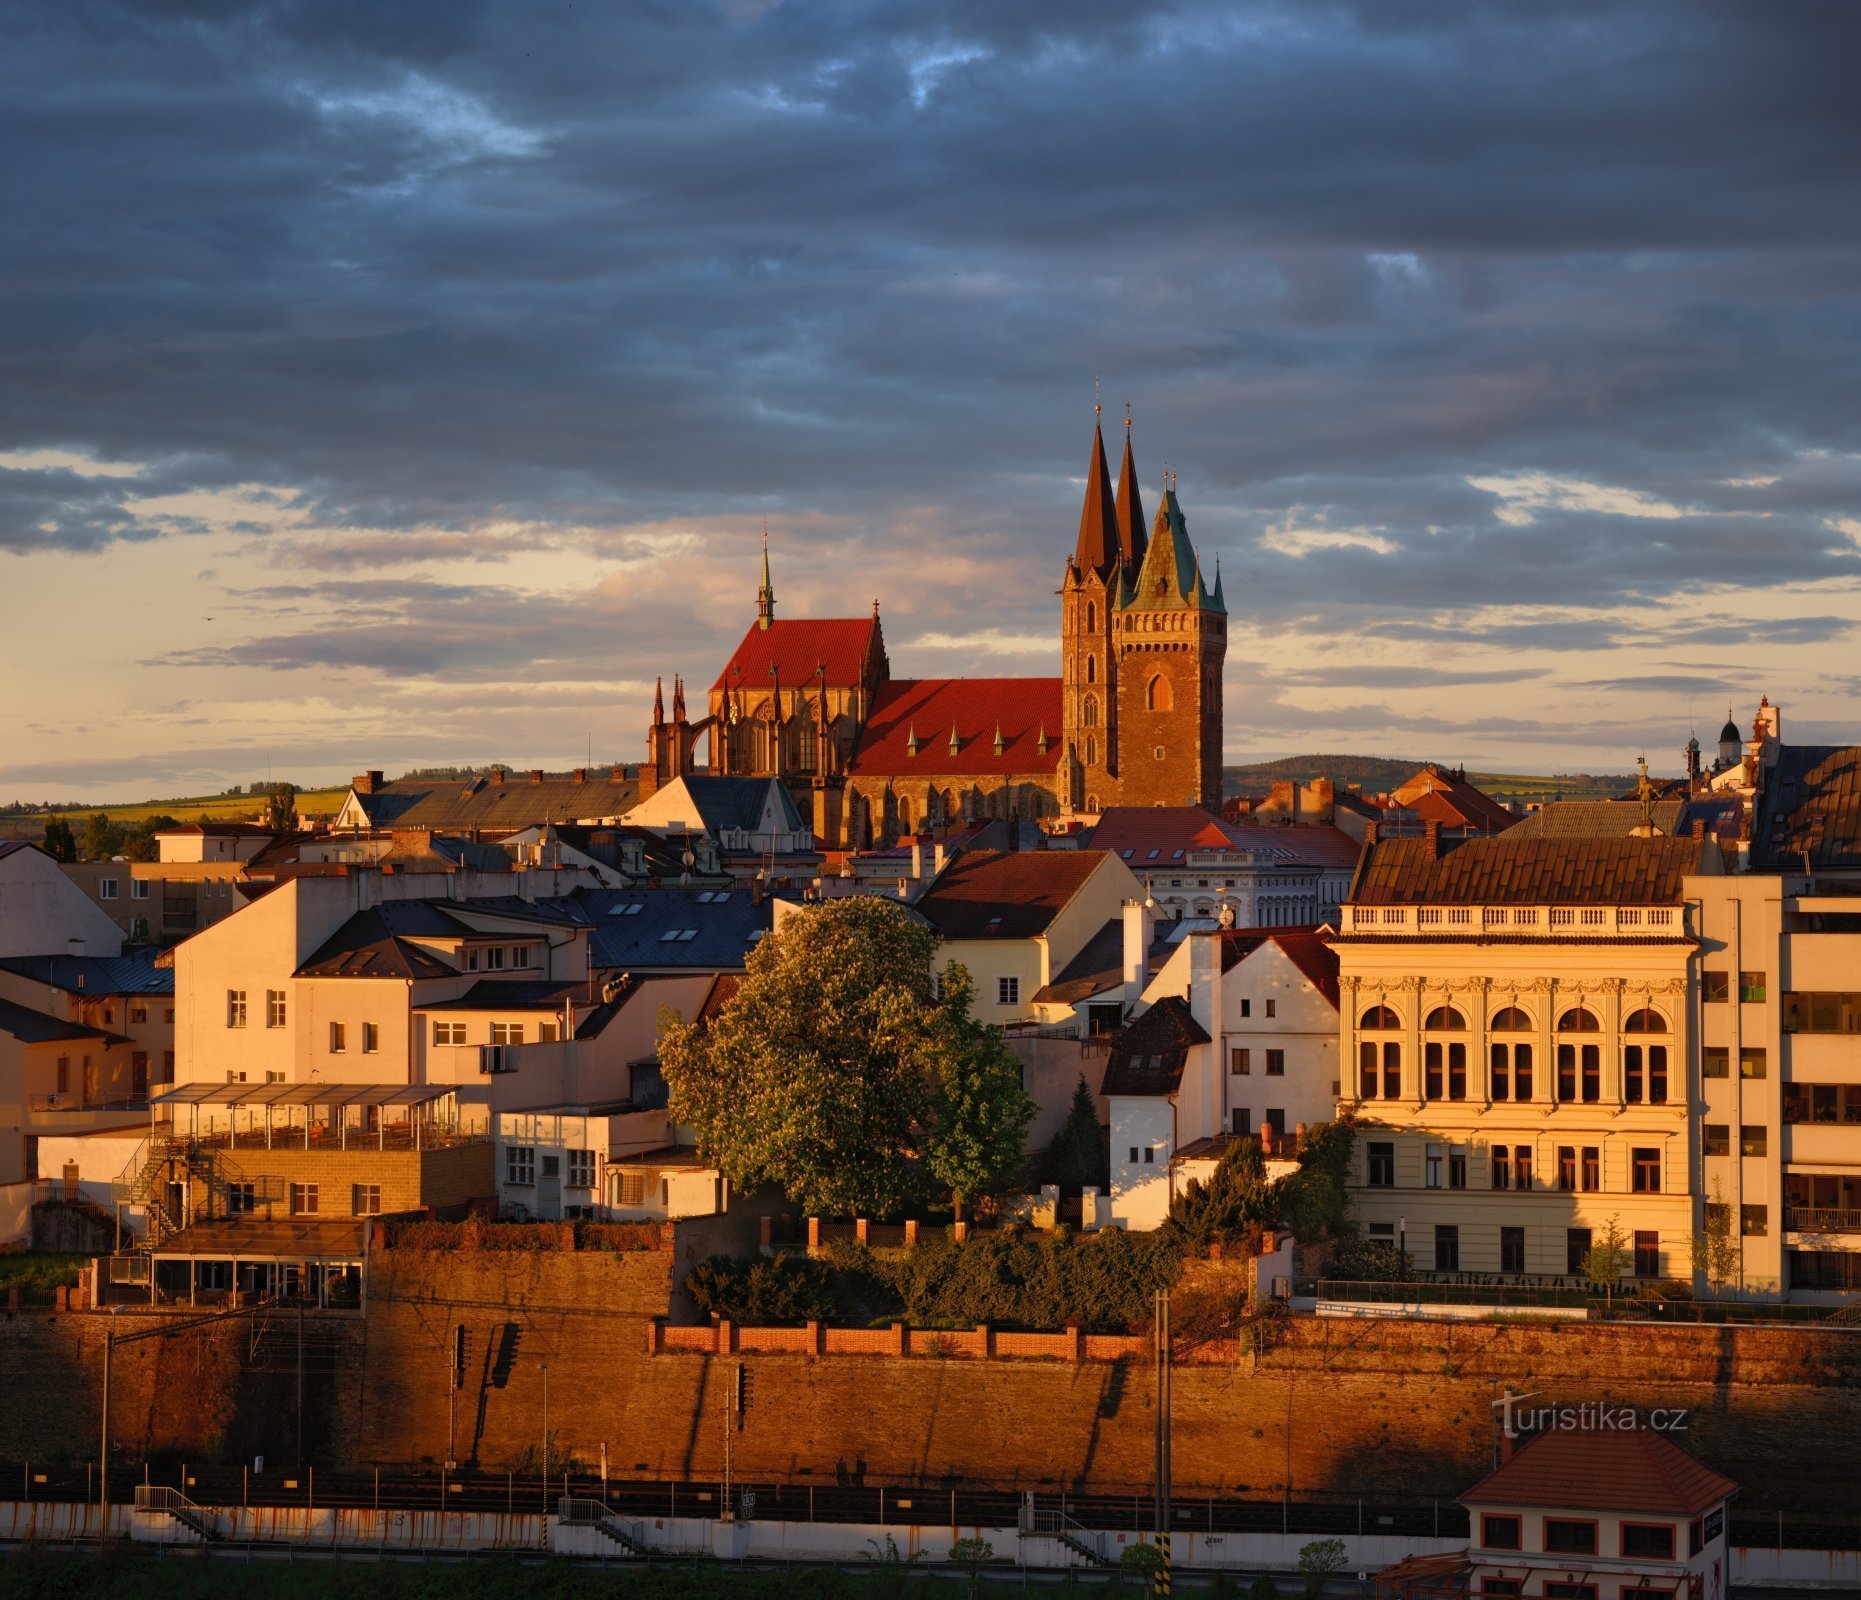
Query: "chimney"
572 768 587 784
1363 820 1378 847
1499 1428 1516 1463
910 837 924 881
1311 778 1335 821
933 840 949 876
529 769 544 784
1122 897 1154 1006
1424 819 1441 858
352 770 384 795
491 767 506 785
1692 819 1707 842
610 765 626 782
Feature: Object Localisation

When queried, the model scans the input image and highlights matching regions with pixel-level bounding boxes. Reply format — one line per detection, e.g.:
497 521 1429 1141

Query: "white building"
0 842 125 960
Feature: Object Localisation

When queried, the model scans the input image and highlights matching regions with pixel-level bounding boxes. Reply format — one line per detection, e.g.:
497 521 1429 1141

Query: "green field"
0 788 346 840
1224 754 1636 804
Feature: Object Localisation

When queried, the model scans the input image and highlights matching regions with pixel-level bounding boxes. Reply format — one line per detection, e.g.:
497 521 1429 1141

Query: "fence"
648 1317 1143 1362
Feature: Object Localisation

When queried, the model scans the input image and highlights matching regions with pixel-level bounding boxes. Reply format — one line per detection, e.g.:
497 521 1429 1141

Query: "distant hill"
1223 755 1640 804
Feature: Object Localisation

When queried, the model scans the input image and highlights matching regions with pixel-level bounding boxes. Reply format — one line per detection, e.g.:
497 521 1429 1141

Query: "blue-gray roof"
576 886 772 971
0 993 118 1045
0 951 175 996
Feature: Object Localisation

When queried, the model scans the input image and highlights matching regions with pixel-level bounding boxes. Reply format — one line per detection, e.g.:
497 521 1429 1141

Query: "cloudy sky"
4 0 1859 800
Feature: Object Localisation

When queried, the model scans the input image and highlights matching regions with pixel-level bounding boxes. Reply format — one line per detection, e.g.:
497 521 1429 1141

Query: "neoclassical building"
642 414 1228 847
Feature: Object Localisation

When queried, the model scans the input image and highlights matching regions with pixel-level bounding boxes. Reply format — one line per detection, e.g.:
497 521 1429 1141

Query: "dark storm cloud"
4 0 1861 755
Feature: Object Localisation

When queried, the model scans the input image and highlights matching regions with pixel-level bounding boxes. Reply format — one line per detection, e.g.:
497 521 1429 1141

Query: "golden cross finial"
1094 374 1101 416
1124 400 1131 430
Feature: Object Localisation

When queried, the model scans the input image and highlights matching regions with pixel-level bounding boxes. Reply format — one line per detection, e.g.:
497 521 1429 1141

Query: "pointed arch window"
1086 655 1097 684
1147 673 1172 712
1085 601 1096 632
1083 695 1098 728
1085 736 1097 765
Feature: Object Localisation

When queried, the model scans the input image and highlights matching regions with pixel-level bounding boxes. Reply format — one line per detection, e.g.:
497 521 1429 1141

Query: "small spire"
948 723 961 755
756 522 776 631
652 676 664 725
993 720 1005 756
672 675 686 721
906 722 919 757
1037 722 1049 755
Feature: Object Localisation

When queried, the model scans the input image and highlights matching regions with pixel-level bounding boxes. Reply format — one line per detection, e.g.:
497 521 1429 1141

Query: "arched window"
1085 736 1097 765
1085 793 1099 812
1424 1006 1466 1031
1423 1006 1468 1102
1085 601 1096 632
1083 695 1098 728
1360 1005 1401 1030
1490 1007 1533 1032
1086 655 1096 684
1147 673 1172 711
1623 1007 1667 1033
1556 1007 1600 1033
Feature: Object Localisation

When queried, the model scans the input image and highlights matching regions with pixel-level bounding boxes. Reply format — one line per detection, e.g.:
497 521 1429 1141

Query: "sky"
3 0 1860 801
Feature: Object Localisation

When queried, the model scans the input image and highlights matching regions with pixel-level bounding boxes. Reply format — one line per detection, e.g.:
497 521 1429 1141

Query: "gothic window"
1086 793 1099 811
1086 601 1096 631
1083 695 1098 728
1085 736 1097 765
1086 655 1096 684
1147 673 1172 711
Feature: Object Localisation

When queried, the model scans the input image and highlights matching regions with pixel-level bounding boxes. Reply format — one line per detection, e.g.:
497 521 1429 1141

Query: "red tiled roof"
846 678 1063 777
1217 929 1339 1010
1251 823 1363 871
1390 766 1516 833
1351 834 1707 907
1461 1425 1738 1516
695 972 742 1027
1091 806 1239 864
709 618 880 696
916 848 1106 940
1101 995 1210 1096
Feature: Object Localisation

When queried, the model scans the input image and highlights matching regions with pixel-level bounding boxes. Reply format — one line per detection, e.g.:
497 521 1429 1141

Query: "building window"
353 1184 382 1216
130 1005 148 1025
265 990 287 1029
1491 1042 1531 1101
1434 1225 1459 1272
1544 1519 1597 1556
1703 1124 1729 1156
1240 999 1252 1018
1702 1047 1729 1078
1739 971 1767 1003
1557 1146 1576 1191
227 1183 255 1215
506 1146 536 1186
1621 1523 1676 1561
1782 991 1861 1033
1449 1148 1467 1189
362 1022 379 1054
1265 1049 1285 1076
1481 1514 1521 1551
491 1021 524 1046
227 990 247 1028
1231 1048 1251 1075
56 1057 69 1095
1366 1143 1395 1187
99 879 118 901
1492 1146 1511 1190
1631 1148 1661 1193
329 1022 347 1053
1500 1227 1525 1275
1514 1145 1533 1189
1634 1230 1660 1278
568 1149 596 1189
539 1021 559 1042
130 879 150 901
433 1021 467 1046
1265 999 1276 1019
1425 1144 1442 1188
997 976 1019 1006
1146 673 1172 711
1083 695 1098 728
1142 1147 1155 1164
1702 971 1730 1003
1567 1228 1592 1276
1741 1204 1768 1237
290 1183 319 1216
1740 1124 1767 1157
1739 1048 1767 1079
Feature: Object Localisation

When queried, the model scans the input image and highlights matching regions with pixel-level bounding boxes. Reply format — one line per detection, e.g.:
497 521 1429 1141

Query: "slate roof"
710 616 883 696
916 849 1106 940
1751 744 1861 871
1506 799 1691 840
575 886 772 971
1030 918 1126 1005
1350 834 1707 907
296 903 464 979
1100 996 1209 1097
642 775 806 837
1217 929 1340 1009
0 994 118 1045
846 678 1064 778
345 769 640 830
1461 1425 1737 1516
0 841 42 863
0 951 175 996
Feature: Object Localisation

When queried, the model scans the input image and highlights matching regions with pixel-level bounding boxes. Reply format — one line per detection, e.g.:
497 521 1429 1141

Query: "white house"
0 842 125 960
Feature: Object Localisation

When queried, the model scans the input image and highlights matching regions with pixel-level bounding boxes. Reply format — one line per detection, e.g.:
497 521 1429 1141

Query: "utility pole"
539 1361 550 1512
1154 1286 1173 1597
98 1316 115 1544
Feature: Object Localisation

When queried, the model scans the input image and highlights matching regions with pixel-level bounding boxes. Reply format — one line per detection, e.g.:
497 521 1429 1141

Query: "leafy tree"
81 811 125 861
922 964 1035 1221
1583 1214 1633 1305
1326 1233 1410 1283
120 815 179 862
41 816 77 863
1120 1540 1165 1591
1165 1136 1275 1253
949 1536 995 1599
660 897 1032 1218
685 1254 840 1324
1039 1074 1108 1195
1276 1116 1356 1244
1691 1181 1739 1296
1249 1576 1282 1600
1298 1537 1348 1597
262 782 299 831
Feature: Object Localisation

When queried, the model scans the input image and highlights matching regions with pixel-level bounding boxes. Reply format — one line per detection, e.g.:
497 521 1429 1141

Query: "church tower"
1061 415 1123 812
1113 475 1227 807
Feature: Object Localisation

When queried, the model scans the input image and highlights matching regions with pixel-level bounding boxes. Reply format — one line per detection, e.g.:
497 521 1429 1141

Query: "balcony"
1786 1207 1861 1235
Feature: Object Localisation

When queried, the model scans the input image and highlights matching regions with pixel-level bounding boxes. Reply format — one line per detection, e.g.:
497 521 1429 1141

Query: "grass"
0 1252 88 1305
0 788 346 839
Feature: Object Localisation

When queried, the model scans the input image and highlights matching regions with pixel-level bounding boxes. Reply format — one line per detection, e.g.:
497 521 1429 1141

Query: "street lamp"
1399 1215 1407 1277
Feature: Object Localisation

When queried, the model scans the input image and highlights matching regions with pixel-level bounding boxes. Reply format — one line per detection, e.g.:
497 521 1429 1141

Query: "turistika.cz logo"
1493 1389 1689 1439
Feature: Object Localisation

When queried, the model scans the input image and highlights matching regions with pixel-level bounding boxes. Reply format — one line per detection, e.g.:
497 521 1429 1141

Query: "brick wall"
179 1141 495 1221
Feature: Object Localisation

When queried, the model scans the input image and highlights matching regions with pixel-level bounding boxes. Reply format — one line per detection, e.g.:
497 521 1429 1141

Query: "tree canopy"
660 897 1034 1218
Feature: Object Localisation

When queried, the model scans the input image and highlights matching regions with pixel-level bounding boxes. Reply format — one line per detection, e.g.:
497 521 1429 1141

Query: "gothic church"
645 416 1227 847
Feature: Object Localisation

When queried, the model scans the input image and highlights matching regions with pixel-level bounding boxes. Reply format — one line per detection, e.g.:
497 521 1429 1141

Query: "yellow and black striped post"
1157 1529 1172 1595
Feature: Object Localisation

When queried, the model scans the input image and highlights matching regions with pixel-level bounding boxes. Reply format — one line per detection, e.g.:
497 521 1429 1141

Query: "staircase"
133 1485 222 1541
1827 1294 1861 1325
1020 1506 1115 1567
111 1135 181 1246
557 1497 650 1555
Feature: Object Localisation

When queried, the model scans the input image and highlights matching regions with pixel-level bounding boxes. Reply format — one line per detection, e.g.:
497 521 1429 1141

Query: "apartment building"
1689 742 1861 1300
1336 823 1716 1282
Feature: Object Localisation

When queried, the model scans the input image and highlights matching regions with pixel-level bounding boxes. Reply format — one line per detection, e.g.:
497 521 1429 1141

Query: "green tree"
922 964 1035 1221
81 811 125 861
262 783 298 831
1249 1576 1281 1600
1691 1181 1739 1296
1583 1214 1633 1305
41 815 77 863
949 1535 995 1599
120 815 179 863
1165 1136 1274 1252
1120 1540 1165 1593
661 897 1030 1218
1276 1116 1356 1244
1039 1073 1108 1195
1298 1537 1348 1598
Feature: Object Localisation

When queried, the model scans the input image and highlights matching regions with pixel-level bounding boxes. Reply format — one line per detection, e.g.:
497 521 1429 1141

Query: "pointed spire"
948 723 961 755
756 521 775 631
1073 414 1119 581
1210 554 1227 615
1115 406 1147 573
672 675 686 721
993 720 1006 756
906 722 919 757
652 676 665 726
1037 722 1050 756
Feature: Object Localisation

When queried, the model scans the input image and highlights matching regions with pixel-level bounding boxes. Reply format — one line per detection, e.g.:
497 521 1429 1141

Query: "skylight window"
608 902 644 916
1146 849 1160 860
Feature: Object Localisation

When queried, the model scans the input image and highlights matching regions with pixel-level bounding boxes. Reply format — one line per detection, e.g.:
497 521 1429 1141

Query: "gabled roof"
0 993 118 1045
295 903 463 979
1264 824 1365 872
575 886 772 971
695 972 743 1026
1506 799 1691 840
1031 917 1126 1006
710 616 883 696
0 951 175 996
1388 765 1515 834
1073 422 1120 580
156 822 276 838
1751 744 1861 871
1217 929 1340 1009
0 841 43 864
1101 995 1209 1096
1351 834 1708 908
915 849 1107 940
846 678 1063 778
1091 806 1240 864
345 770 640 830
638 775 806 837
1461 1425 1737 1516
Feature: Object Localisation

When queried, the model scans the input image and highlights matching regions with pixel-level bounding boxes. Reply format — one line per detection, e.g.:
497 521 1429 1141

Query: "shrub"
685 1254 841 1324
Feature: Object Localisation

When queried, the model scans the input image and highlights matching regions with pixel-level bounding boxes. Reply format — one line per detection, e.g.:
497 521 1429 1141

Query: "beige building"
1337 825 1716 1282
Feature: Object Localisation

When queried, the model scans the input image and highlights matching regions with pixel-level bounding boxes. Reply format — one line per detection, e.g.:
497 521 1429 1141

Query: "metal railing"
1787 1206 1861 1234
